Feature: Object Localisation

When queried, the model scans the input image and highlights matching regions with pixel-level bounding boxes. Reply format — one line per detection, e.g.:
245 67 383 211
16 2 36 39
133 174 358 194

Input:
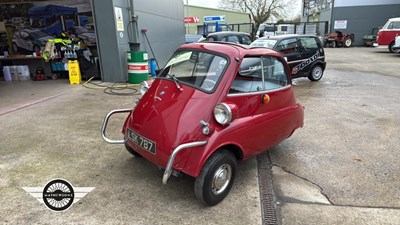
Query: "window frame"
228 56 291 96
158 49 230 94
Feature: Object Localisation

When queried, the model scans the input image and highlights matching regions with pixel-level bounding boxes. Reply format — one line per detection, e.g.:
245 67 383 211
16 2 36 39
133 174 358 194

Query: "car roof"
207 31 251 37
257 34 318 41
179 42 283 59
389 17 400 21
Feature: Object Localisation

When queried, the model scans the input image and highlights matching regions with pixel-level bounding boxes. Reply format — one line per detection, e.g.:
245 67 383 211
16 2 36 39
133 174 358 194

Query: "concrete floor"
272 47 400 224
0 47 399 224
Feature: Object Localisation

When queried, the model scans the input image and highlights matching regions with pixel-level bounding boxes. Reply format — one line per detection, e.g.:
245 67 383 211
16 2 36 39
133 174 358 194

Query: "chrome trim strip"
101 109 132 144
162 141 207 184
287 56 325 65
288 59 305 64
227 85 292 97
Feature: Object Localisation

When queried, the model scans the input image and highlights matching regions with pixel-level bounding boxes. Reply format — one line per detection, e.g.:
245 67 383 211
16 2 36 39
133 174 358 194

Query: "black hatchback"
202 31 253 45
251 35 326 81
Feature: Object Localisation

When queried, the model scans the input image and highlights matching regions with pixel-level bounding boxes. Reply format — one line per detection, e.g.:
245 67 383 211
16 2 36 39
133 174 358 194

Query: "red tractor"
324 31 355 48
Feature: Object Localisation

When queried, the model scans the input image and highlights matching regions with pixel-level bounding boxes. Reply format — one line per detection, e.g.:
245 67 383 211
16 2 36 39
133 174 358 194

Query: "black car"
202 31 253 45
251 34 326 81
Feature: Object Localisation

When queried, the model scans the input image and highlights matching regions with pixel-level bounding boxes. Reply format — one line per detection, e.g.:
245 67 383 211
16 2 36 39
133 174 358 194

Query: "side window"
276 38 298 55
262 57 288 89
229 57 288 94
206 37 215 42
299 37 319 52
242 36 252 45
393 22 400 29
223 35 239 43
387 22 400 29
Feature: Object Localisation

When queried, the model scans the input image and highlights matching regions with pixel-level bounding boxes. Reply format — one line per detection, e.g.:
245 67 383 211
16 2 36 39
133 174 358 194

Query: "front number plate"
127 129 156 154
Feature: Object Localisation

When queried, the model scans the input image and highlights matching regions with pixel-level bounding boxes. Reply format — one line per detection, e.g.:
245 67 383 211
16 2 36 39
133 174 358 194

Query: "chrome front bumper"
162 141 207 184
101 109 132 144
101 109 207 184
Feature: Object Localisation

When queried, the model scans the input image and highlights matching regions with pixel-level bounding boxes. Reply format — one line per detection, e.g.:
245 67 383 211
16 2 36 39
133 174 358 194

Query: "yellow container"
68 60 81 84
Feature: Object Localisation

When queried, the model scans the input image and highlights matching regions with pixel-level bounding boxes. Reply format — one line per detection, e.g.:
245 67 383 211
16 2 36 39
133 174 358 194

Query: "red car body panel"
376 17 400 48
122 43 304 178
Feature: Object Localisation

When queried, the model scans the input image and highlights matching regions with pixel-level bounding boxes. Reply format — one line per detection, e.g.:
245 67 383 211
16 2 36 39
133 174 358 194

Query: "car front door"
275 38 303 77
296 37 322 76
225 56 296 158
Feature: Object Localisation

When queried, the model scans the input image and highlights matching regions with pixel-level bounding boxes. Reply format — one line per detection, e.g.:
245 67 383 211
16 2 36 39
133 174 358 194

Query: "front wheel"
194 150 237 206
308 64 324 81
389 42 395 53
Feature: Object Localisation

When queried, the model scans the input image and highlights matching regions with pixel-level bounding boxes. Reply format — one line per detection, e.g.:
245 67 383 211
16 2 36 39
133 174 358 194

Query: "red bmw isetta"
102 42 304 206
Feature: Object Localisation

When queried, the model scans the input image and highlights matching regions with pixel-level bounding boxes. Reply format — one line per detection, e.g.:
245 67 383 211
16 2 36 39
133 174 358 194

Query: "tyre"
389 42 395 53
194 150 237 206
12 42 19 53
330 41 336 48
308 64 324 81
125 142 142 157
344 37 352 47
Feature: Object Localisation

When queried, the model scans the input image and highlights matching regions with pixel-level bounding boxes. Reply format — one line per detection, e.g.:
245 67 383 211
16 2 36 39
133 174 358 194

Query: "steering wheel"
203 79 216 91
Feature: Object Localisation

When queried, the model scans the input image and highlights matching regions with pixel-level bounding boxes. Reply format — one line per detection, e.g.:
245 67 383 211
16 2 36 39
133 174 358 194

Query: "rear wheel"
389 42 395 53
194 150 237 206
125 142 142 157
308 64 324 81
344 37 352 47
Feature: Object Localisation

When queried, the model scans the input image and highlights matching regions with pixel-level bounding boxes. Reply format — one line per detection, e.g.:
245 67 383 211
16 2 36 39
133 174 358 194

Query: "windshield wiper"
166 74 183 92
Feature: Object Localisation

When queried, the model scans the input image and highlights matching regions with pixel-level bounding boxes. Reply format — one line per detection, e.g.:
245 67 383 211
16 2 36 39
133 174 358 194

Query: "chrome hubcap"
211 164 232 195
346 39 351 46
313 67 323 79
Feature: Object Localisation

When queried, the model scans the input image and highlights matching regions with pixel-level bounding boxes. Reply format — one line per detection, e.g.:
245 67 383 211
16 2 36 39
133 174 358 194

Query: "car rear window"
250 39 277 48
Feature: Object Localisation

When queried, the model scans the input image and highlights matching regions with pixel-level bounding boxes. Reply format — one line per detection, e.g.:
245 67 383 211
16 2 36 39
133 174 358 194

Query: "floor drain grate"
257 152 278 225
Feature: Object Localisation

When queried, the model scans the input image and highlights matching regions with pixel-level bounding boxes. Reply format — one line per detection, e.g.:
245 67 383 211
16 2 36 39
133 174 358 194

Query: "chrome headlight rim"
213 103 232 125
140 81 149 96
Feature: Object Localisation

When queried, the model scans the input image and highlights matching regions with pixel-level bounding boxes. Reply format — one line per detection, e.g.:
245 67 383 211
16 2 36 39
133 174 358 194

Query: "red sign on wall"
184 17 200 23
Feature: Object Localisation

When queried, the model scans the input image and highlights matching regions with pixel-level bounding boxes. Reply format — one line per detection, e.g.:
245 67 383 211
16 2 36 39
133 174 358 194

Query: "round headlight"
140 81 149 96
213 103 232 125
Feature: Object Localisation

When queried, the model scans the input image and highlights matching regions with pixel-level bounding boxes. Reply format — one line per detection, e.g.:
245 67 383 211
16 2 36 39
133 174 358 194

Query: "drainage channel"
257 152 278 225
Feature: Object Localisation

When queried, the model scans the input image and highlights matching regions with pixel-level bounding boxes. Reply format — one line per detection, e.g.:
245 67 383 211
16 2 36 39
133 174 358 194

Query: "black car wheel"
344 37 352 48
12 42 19 53
194 150 237 206
125 142 142 157
389 42 395 53
308 64 324 81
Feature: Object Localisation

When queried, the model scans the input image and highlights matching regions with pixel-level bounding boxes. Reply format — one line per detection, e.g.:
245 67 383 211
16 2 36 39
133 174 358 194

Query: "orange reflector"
262 94 270 104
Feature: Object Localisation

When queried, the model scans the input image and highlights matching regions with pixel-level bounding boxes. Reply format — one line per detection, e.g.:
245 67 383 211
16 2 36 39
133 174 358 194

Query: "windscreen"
160 50 228 92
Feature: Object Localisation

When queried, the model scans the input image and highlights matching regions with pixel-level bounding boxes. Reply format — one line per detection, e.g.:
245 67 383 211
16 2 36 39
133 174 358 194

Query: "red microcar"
102 42 304 206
